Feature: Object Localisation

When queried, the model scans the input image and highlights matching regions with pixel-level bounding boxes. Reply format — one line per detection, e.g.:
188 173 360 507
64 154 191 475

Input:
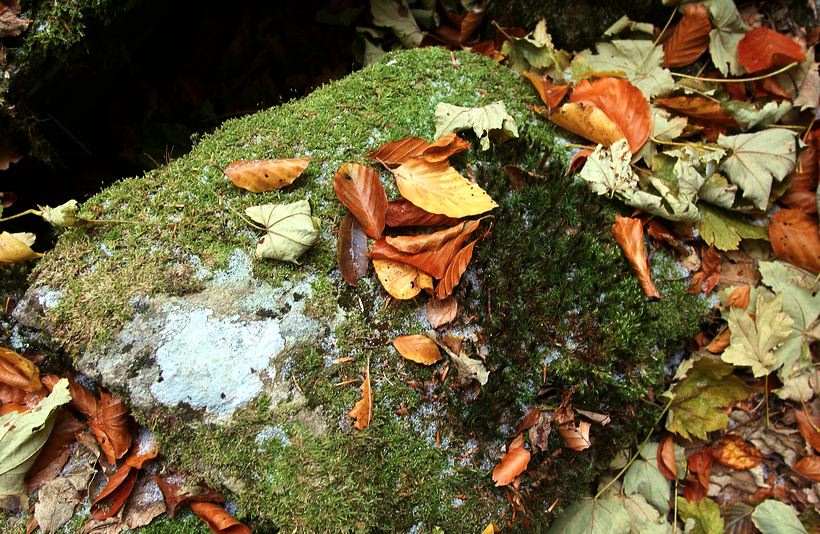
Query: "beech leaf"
392 335 442 365
0 347 41 392
0 231 41 265
392 159 496 218
90 464 138 520
337 212 369 287
190 501 252 534
721 294 794 377
751 500 807 534
372 259 426 300
426 297 458 328
384 198 460 228
369 133 469 168
711 434 762 470
433 101 518 150
386 223 465 254
549 103 626 149
245 200 320 264
523 71 570 110
348 361 373 430
793 456 820 482
435 240 477 299
612 216 660 299
492 443 530 486
737 27 806 74
223 157 310 193
333 163 387 239
769 209 820 273
662 3 711 68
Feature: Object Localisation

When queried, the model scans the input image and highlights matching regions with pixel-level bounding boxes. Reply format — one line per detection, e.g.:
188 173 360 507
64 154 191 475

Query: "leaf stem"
0 208 42 223
670 62 798 83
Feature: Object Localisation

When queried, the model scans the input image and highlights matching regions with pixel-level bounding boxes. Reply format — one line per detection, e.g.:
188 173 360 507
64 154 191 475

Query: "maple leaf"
370 0 425 48
722 100 792 131
677 497 724 534
623 442 671 513
0 231 41 265
664 356 753 440
612 216 661 300
372 258 426 300
634 107 688 165
573 39 675 99
337 212 369 287
433 101 518 150
40 199 82 228
333 163 387 239
697 204 768 251
706 0 747 75
768 209 820 274
391 159 496 218
569 78 651 152
392 335 442 365
222 157 310 193
447 349 488 385
717 129 798 210
662 3 711 68
776 47 819 111
579 140 637 197
245 200 320 264
737 27 806 73
500 18 570 78
546 498 631 533
721 294 794 377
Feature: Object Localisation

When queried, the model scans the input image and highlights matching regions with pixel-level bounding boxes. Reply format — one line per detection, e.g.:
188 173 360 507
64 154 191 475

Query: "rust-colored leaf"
726 285 751 309
655 96 736 126
549 102 626 149
386 222 466 254
770 208 820 274
568 148 592 175
687 449 713 489
459 7 484 43
222 157 310 193
569 77 651 153
337 212 369 287
25 409 84 492
190 501 252 534
0 347 41 392
90 465 138 520
795 408 820 453
94 390 132 465
737 26 806 73
705 328 731 353
794 456 820 482
372 259 423 300
422 133 471 163
662 3 711 67
557 421 592 451
426 296 458 328
657 434 677 481
124 428 159 469
523 71 570 110
612 216 660 299
435 240 477 299
385 198 461 227
711 434 762 470
155 475 224 518
392 335 442 366
348 360 373 430
492 443 531 487
688 245 721 295
333 163 387 239
782 137 817 214
683 476 707 502
370 133 470 168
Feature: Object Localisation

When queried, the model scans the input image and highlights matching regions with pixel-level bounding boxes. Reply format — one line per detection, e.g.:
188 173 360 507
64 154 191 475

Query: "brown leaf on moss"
223 157 310 193
392 335 442 365
435 240 477 299
385 199 461 228
386 222 466 254
337 212 369 287
612 216 660 299
657 434 677 481
662 3 711 67
190 501 251 534
333 163 387 239
348 360 373 430
459 7 485 43
711 434 762 470
528 411 552 453
90 464 138 520
769 209 820 274
523 71 570 110
369 133 469 168
123 428 159 469
0 347 41 392
492 441 530 487
155 475 224 518
426 296 458 328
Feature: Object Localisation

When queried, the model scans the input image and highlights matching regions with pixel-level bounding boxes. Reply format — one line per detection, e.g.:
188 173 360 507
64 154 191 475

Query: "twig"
671 62 798 83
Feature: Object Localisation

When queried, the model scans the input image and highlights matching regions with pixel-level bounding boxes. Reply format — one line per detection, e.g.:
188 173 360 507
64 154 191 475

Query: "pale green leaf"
698 174 737 209
245 200 320 264
547 498 631 534
579 140 637 197
572 40 675 98
759 261 820 330
665 356 754 440
449 351 489 385
722 294 795 377
370 0 425 48
623 442 671 514
722 100 793 131
717 129 798 210
706 0 747 75
775 48 819 110
0 378 71 496
677 497 723 534
500 18 570 78
434 101 518 150
697 203 768 251
604 16 656 37
41 199 81 228
751 500 807 534
622 176 701 222
635 107 687 165
622 494 673 534
777 343 816 402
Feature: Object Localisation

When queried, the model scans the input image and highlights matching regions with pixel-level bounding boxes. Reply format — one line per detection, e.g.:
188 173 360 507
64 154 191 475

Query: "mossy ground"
26 47 707 531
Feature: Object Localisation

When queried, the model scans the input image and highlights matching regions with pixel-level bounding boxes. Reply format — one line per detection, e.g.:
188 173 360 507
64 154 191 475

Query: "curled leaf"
90 464 138 520
223 157 310 193
190 501 252 534
386 222 465 254
348 361 372 430
369 133 469 168
392 335 442 365
337 212 369 287
794 409 820 453
492 442 530 486
435 240 477 300
245 200 320 264
0 232 41 265
737 27 806 73
0 347 41 392
40 199 81 228
612 216 660 299
333 163 387 239
549 102 626 149
523 71 570 110
769 209 820 274
657 434 677 481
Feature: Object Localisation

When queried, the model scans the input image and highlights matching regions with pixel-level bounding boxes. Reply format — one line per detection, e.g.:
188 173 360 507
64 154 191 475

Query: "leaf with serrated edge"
697 204 768 251
751 500 807 534
546 498 631 534
434 101 518 151
392 159 496 218
677 496 724 534
572 40 675 99
623 442 671 514
370 0 425 48
707 0 747 75
579 140 638 197
722 294 794 377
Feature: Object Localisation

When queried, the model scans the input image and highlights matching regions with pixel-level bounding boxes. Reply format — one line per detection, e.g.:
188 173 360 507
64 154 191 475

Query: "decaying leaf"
662 3 711 68
337 212 369 287
579 139 637 197
0 3 31 38
348 360 373 430
500 18 569 77
794 409 820 453
154 474 224 518
25 410 85 493
245 200 320 264
435 240 477 299
737 27 806 74
769 209 820 274
0 347 41 392
384 198 460 227
333 163 387 239
0 232 41 265
40 200 82 228
688 449 713 491
492 440 530 487
223 157 310 193
782 134 818 213
448 350 489 386
793 456 820 482
190 501 252 534
657 434 678 481
372 258 424 300
711 434 762 470
392 335 442 365
426 296 457 328
697 204 768 251
33 477 83 534
612 216 661 299
433 101 518 150
721 294 794 377
90 464 139 520
369 133 469 167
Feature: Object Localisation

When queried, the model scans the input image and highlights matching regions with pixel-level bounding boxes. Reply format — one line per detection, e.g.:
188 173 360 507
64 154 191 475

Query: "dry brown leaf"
769 209 820 274
557 421 592 451
190 501 251 534
726 285 751 309
459 8 484 43
549 102 625 148
123 428 159 469
426 296 458 328
688 449 713 490
705 328 731 354
528 411 552 453
90 465 138 520
372 259 423 300
222 157 309 193
122 474 166 530
782 134 818 213
689 245 721 295
0 347 41 391
794 408 820 453
384 198 460 227
370 133 470 168
25 410 85 493
348 360 373 431
794 456 820 482
492 443 531 487
711 434 763 471
657 434 677 481
655 96 736 126
435 240 477 299
612 216 660 299
392 335 442 365
154 475 223 519
337 212 369 287
662 3 711 67
333 163 387 239
386 222 465 254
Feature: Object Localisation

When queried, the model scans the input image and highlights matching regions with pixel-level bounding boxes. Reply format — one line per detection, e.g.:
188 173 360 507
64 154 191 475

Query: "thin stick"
671 62 798 83
0 209 42 223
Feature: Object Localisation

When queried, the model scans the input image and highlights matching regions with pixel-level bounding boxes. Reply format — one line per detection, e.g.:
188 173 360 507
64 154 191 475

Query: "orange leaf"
737 27 806 73
549 102 626 149
90 465 138 520
370 133 469 168
333 163 387 239
795 408 820 453
190 501 251 534
422 133 471 163
711 434 762 470
523 71 570 110
687 449 712 489
688 245 721 295
124 428 159 469
705 328 731 354
557 421 592 451
657 434 677 481
222 157 310 193
492 443 531 486
769 209 820 273
385 198 461 228
655 96 736 126
726 285 751 309
459 8 484 43
392 335 442 365
435 240 477 299
372 259 423 300
386 222 466 254
782 138 818 214
155 475 224 518
94 390 132 465
348 360 372 430
569 77 650 153
391 158 497 218
683 476 707 502
25 409 84 492
337 212 369 287
568 148 592 175
794 456 820 482
426 296 458 328
612 216 660 299
0 347 41 392
662 3 711 68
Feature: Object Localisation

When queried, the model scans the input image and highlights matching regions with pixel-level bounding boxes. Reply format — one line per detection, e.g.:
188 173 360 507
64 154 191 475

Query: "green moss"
134 512 211 534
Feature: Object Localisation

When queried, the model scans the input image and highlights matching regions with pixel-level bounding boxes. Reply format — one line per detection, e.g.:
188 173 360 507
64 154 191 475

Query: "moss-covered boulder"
14 48 705 531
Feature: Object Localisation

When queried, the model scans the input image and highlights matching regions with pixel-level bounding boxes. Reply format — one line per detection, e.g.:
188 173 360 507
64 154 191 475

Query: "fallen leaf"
190 501 251 534
433 101 518 150
623 442 670 513
571 39 674 99
737 27 806 74
222 157 310 193
0 232 41 265
123 428 158 469
523 71 570 110
0 347 41 392
569 77 651 153
769 209 820 274
655 96 736 126
25 410 84 493
528 411 551 453
575 409 611 426
480 523 500 534
657 434 677 481
612 216 660 299
558 421 592 452
707 0 747 75
677 496 724 534
122 474 166 530
662 3 711 67
369 133 469 167
721 502 755 534
154 475 223 518
458 6 484 43
499 18 569 77
90 464 138 520
549 102 626 148
245 200 320 264
726 285 751 310
386 222 465 254
697 204 768 252
711 435 763 470
794 456 820 482
333 163 387 239
721 294 794 377
781 137 817 213
348 360 372 430
578 139 638 197
547 498 630 533
392 335 442 365
794 409 820 453
372 259 422 300
751 499 807 534
371 0 425 48
0 3 30 38
492 442 530 486
34 477 82 534
688 245 722 295
40 200 82 228
435 240 477 299
384 198 460 227
688 449 713 490
337 212 369 287
448 350 489 385
426 297 457 328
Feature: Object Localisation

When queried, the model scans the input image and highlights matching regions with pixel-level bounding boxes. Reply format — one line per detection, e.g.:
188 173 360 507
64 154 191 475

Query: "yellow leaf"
392 335 442 365
373 259 423 300
223 157 310 193
348 360 372 430
548 102 626 148
0 232 41 266
391 159 497 218
0 347 41 392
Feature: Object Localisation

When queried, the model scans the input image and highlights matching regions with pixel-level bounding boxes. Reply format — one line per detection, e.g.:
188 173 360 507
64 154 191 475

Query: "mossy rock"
13 48 706 531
